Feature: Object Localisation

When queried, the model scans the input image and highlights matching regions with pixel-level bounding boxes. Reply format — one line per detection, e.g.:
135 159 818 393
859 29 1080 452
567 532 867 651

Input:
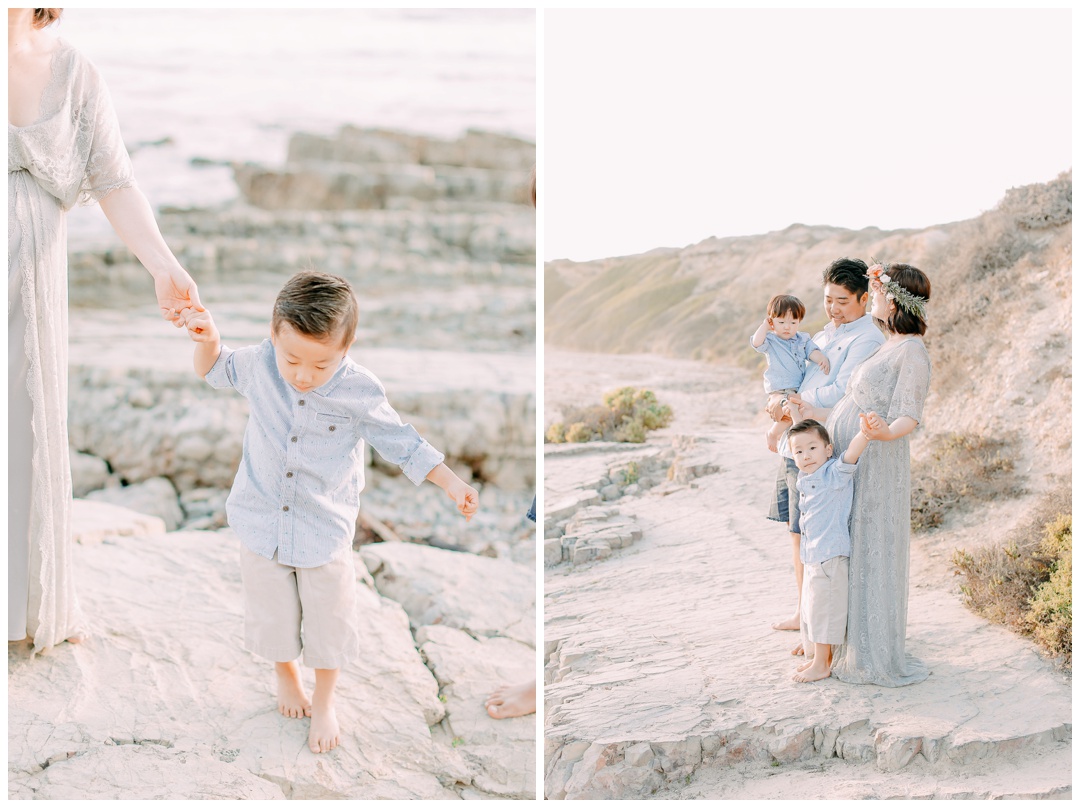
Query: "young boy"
180 270 479 753
786 415 875 683
751 295 830 452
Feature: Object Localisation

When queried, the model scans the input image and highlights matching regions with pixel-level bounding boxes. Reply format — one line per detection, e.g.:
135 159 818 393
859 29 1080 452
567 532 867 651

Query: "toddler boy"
751 295 830 452
786 416 874 683
181 271 478 752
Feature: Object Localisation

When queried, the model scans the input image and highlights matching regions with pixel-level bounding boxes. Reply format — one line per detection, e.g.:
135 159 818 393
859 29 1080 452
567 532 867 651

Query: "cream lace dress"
8 40 136 652
827 336 932 687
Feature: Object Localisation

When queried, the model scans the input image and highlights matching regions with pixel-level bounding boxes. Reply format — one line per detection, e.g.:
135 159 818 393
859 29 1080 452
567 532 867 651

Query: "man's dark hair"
822 257 870 297
272 270 358 348
788 418 831 447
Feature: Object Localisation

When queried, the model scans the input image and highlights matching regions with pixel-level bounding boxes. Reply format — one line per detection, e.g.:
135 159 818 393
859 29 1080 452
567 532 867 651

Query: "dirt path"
542 349 1070 800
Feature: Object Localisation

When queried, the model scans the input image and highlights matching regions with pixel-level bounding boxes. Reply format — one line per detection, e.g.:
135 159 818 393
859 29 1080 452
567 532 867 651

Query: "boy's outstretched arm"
426 463 480 521
181 307 222 378
809 348 830 375
843 412 876 464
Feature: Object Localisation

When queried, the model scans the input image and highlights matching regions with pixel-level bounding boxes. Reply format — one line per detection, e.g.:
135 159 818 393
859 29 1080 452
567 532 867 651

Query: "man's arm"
800 329 883 408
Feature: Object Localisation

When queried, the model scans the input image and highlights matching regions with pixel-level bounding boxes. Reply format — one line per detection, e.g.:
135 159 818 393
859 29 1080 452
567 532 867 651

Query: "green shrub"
1025 514 1071 663
952 487 1072 667
546 387 673 444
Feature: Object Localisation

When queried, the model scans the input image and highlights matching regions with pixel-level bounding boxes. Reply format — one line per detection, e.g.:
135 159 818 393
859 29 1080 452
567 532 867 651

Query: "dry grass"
910 432 1023 532
951 486 1072 666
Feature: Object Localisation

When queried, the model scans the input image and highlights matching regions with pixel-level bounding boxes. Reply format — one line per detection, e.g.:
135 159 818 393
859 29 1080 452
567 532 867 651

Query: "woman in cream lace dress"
9 8 201 653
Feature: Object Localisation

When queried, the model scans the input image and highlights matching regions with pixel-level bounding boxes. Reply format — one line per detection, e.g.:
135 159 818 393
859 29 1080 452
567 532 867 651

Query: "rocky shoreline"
66 125 536 561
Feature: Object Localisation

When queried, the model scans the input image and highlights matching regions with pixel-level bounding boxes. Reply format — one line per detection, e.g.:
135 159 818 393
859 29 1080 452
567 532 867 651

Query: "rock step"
546 722 1071 800
661 737 1072 800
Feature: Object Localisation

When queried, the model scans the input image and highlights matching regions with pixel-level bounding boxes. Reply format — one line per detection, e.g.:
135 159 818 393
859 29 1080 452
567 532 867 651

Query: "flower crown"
867 258 927 320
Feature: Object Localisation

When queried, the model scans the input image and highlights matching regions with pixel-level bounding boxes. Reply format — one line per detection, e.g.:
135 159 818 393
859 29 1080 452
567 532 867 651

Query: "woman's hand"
861 410 892 441
154 266 204 327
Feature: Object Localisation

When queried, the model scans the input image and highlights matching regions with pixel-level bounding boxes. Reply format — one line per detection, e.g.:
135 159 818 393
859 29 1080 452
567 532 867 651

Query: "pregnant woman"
9 8 201 653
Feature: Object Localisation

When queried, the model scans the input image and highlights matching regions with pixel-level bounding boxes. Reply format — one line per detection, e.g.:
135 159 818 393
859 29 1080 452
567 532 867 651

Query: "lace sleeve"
77 59 136 206
886 340 931 425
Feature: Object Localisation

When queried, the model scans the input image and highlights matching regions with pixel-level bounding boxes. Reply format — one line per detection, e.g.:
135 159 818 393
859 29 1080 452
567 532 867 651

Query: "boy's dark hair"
767 294 806 321
788 418 831 447
272 270 358 348
822 257 870 297
881 263 931 336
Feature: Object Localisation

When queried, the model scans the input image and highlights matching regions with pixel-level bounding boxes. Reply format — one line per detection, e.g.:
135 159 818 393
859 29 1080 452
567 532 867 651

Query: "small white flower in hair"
886 293 894 301
881 274 891 283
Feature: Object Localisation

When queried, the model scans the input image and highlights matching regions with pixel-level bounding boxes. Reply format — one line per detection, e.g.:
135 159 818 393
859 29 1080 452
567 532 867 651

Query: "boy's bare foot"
308 701 340 753
792 660 831 683
275 661 311 718
485 680 536 719
308 667 341 753
772 613 800 631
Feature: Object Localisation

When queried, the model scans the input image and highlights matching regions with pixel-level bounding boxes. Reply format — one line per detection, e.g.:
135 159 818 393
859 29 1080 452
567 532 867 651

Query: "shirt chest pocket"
312 412 354 449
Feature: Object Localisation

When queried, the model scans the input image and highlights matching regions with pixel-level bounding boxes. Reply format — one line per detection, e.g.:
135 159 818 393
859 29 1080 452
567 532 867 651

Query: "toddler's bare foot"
308 700 340 753
275 661 311 718
485 680 536 719
792 659 831 683
772 613 800 631
66 633 85 644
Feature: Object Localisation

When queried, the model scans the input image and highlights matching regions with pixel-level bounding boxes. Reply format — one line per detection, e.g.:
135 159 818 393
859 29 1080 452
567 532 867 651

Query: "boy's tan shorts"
799 555 849 647
239 545 360 669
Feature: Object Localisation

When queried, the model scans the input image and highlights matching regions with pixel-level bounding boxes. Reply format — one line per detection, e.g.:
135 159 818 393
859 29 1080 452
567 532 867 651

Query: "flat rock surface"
10 519 534 799
543 350 1071 800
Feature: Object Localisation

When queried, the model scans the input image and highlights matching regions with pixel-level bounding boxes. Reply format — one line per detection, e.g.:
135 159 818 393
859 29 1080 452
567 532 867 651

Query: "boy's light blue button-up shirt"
752 331 819 393
205 339 445 568
795 455 857 565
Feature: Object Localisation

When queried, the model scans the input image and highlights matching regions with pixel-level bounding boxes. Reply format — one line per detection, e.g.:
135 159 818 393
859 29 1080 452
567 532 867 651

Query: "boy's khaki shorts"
239 545 360 669
799 555 849 647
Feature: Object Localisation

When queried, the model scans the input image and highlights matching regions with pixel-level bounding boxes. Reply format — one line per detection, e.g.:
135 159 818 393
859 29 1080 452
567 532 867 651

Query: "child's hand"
448 480 480 522
860 411 888 441
816 355 831 374
181 307 218 343
764 316 774 332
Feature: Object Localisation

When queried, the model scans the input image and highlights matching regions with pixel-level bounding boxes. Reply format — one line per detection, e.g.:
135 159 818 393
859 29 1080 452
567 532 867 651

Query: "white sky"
544 9 1072 262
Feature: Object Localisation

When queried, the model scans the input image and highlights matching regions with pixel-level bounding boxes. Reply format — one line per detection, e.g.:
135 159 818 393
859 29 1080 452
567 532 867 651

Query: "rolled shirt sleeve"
355 387 445 485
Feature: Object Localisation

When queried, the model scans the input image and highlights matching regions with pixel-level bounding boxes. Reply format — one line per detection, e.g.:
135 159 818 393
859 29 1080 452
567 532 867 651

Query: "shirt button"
299 399 305 406
329 425 336 432
291 436 297 443
282 505 289 512
286 471 293 478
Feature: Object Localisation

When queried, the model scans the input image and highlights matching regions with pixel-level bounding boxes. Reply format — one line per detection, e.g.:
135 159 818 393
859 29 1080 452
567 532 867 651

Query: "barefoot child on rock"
180 270 479 753
751 295 830 452
786 414 876 683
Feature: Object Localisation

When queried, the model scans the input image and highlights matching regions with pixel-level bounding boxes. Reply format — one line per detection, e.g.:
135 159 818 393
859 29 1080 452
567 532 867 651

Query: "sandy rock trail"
543 350 1070 800
9 504 535 800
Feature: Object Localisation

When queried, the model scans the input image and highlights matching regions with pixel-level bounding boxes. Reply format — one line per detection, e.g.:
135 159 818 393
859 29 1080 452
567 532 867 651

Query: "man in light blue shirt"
181 270 479 755
766 258 885 635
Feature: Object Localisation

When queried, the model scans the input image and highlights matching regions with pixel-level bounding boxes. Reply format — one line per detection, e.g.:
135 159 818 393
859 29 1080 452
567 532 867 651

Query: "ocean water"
58 8 535 245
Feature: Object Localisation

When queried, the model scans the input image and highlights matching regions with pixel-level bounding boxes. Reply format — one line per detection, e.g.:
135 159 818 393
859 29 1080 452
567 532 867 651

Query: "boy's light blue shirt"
752 331 819 393
795 455 857 565
205 339 444 568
